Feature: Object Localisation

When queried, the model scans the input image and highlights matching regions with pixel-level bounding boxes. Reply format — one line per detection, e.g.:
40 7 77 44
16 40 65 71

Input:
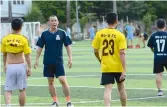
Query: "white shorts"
4 63 27 91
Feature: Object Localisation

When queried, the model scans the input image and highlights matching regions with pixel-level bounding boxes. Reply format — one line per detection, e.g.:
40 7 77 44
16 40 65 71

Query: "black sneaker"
67 102 74 107
52 102 59 107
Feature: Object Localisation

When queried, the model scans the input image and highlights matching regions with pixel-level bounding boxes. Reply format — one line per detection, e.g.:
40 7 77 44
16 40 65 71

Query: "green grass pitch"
1 40 167 107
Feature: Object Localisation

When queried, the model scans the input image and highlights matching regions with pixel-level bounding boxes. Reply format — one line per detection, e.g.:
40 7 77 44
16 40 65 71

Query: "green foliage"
24 4 45 23
33 1 66 23
72 13 97 32
142 13 157 34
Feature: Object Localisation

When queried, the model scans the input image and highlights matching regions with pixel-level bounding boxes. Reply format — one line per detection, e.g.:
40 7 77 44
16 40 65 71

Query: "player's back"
148 31 167 63
93 28 126 72
1 34 29 53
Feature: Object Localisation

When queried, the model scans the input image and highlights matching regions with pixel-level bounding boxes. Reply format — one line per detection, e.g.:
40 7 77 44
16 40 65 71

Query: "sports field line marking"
26 86 167 91
1 83 166 91
1 95 166 105
25 73 167 80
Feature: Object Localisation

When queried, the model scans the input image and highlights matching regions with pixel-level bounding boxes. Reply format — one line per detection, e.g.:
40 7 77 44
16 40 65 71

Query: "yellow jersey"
92 28 127 73
1 34 31 54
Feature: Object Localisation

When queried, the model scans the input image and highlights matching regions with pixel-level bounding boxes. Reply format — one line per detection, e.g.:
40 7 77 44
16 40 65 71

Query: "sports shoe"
135 44 140 48
6 104 11 107
67 102 74 107
157 90 163 96
52 102 59 107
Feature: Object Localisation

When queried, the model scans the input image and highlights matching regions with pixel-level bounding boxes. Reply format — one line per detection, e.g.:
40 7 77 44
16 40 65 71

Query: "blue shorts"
127 34 134 40
90 34 95 40
43 64 65 78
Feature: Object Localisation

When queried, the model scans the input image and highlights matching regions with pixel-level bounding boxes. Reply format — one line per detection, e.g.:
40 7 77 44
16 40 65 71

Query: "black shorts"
100 73 125 85
43 64 65 78
143 33 148 40
153 62 167 74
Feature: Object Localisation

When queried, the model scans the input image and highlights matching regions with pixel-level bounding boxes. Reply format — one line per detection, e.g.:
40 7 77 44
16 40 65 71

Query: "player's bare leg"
117 82 127 107
19 89 26 106
58 76 73 107
47 77 59 105
58 76 70 97
127 39 130 48
130 39 133 48
142 39 146 48
5 91 12 106
104 84 112 107
156 73 163 96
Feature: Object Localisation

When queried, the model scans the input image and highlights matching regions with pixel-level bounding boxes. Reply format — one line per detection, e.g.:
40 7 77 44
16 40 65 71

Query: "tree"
25 4 45 23
142 13 157 34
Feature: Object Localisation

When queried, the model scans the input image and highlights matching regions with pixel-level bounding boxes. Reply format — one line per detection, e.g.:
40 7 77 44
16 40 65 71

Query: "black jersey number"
102 39 114 56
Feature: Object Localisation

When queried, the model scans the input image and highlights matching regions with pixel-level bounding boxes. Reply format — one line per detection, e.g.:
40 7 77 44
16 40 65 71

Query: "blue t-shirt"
66 28 71 39
147 31 167 63
36 28 72 65
89 27 95 37
125 25 134 36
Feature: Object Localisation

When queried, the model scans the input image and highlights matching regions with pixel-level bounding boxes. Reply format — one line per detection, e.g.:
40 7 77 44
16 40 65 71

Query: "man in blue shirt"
66 25 71 39
125 22 135 48
88 25 95 41
147 18 167 96
34 15 74 107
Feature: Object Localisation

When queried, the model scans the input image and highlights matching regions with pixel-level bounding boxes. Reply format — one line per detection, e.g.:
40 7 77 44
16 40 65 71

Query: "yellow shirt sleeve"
92 32 100 49
119 34 127 50
23 38 31 54
1 38 6 53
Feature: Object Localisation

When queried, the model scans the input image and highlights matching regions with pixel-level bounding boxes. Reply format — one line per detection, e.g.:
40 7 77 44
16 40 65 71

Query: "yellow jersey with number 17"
92 28 127 73
1 34 31 54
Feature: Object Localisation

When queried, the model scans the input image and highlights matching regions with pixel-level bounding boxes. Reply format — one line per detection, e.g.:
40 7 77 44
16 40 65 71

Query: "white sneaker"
67 102 74 107
6 104 11 107
157 90 163 96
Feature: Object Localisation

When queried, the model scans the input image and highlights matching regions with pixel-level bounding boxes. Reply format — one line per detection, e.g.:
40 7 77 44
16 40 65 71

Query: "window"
17 0 20 4
21 0 24 4
13 0 16 4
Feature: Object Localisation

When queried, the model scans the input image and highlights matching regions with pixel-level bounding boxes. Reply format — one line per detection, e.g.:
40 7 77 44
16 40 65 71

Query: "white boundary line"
25 73 167 80
1 84 167 91
0 96 166 105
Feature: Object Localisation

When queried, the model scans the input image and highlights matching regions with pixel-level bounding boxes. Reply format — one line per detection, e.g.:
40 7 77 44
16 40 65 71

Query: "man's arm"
150 47 154 53
24 53 32 76
24 54 31 69
94 49 101 63
3 52 7 72
65 45 72 68
34 47 43 69
120 49 126 81
120 49 126 72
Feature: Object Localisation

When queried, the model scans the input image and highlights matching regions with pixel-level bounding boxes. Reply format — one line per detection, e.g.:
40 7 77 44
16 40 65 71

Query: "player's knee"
19 88 26 92
48 81 54 86
117 84 125 92
58 77 67 85
156 73 163 77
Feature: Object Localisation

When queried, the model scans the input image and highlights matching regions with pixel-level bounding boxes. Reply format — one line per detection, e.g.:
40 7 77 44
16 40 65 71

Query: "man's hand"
34 61 38 69
27 68 32 76
68 59 72 69
119 71 126 82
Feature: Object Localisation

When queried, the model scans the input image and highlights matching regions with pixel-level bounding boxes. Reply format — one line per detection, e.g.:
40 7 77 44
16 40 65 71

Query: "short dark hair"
157 18 166 29
105 12 118 24
11 18 23 31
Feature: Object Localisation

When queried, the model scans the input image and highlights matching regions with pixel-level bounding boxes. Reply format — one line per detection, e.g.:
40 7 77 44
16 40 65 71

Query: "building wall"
0 0 32 18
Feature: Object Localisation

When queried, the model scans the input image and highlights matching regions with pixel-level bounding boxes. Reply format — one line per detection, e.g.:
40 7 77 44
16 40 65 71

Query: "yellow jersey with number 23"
92 28 127 73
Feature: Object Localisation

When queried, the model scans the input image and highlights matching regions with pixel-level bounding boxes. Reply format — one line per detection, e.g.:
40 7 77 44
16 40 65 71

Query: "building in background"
0 0 32 22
